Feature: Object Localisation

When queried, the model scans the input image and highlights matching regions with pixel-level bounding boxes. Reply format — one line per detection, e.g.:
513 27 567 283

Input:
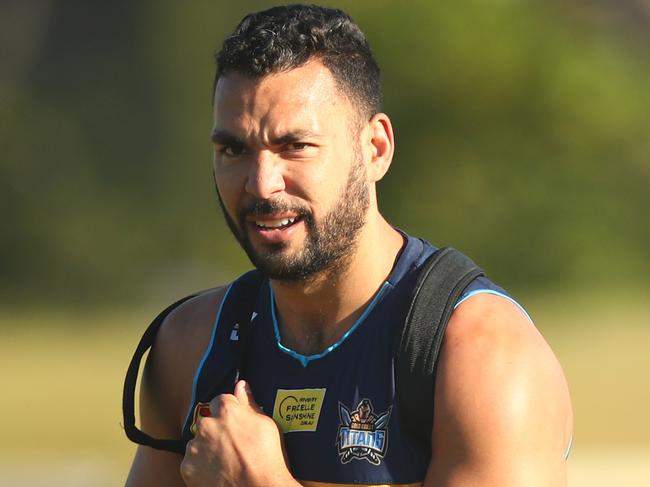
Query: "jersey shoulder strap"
122 270 263 454
396 246 484 458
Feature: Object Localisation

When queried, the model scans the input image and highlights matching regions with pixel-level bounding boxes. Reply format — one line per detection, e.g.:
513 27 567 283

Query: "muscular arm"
424 294 573 487
125 288 227 487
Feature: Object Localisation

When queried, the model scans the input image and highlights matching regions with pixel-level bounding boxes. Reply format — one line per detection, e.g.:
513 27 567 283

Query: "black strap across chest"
122 246 483 455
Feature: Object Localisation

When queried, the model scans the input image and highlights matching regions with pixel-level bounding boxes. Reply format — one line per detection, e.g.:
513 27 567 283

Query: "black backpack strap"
122 293 199 454
396 246 484 457
122 271 264 454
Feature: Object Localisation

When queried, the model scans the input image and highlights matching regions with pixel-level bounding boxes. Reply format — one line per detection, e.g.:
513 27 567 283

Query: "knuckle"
209 395 225 410
210 393 235 415
184 438 199 455
193 417 212 437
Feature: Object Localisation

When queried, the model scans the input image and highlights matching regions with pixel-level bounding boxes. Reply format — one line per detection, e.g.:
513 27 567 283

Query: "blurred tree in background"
1 0 648 308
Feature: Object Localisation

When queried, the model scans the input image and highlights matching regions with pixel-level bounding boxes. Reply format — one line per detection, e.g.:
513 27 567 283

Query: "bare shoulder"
140 286 229 436
427 293 573 486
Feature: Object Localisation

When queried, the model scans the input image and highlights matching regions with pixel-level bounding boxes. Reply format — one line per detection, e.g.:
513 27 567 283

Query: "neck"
270 215 404 356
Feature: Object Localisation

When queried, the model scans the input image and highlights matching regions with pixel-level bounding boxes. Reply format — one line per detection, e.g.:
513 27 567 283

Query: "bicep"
424 294 571 486
126 446 185 486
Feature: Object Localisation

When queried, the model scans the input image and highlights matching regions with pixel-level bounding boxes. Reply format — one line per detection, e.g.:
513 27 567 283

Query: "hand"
180 380 298 487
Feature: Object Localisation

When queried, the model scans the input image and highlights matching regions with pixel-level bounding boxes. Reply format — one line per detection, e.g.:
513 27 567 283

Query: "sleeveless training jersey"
180 234 522 485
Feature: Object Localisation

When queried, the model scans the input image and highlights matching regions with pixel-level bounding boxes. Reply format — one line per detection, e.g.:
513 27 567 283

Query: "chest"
241 284 428 484
185 278 429 484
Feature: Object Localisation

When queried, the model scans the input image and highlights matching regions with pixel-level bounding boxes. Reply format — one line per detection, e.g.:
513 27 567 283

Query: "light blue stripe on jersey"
182 283 233 429
270 281 392 367
455 289 533 323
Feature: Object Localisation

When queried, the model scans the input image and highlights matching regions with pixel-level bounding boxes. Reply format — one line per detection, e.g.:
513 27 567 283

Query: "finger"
234 380 257 408
184 437 198 456
180 440 200 483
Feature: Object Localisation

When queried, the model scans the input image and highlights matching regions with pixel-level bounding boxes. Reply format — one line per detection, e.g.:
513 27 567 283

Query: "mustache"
238 199 311 219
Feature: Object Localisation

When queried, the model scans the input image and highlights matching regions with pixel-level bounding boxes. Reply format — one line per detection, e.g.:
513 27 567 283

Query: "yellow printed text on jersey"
273 388 326 433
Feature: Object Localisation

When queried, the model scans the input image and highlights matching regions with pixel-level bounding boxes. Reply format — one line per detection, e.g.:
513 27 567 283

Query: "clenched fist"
180 380 300 487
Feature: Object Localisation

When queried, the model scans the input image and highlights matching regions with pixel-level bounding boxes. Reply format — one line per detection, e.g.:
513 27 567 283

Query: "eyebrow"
210 129 322 146
269 130 321 145
211 130 243 146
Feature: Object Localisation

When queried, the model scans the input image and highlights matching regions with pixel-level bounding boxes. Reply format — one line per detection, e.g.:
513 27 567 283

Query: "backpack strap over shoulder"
122 271 263 454
122 293 199 454
396 246 484 458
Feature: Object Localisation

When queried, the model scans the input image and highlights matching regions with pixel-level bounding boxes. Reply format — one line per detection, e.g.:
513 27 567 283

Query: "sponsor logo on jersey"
189 402 211 435
337 399 391 465
272 388 326 433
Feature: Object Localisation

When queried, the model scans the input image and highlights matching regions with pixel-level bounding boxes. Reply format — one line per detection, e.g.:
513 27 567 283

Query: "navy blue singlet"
181 234 525 484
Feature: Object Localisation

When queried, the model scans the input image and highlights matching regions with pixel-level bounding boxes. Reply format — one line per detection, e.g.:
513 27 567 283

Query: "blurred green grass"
2 288 649 485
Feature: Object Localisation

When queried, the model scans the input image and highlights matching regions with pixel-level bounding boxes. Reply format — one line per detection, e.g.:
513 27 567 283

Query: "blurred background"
1 0 648 485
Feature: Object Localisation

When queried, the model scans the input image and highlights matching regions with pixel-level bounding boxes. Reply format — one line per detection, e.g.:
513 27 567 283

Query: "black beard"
217 161 369 283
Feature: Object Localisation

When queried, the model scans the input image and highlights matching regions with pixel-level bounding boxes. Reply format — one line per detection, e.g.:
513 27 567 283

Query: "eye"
218 143 246 157
287 142 309 151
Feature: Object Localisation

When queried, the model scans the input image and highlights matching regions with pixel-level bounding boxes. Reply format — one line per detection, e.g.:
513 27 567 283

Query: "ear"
364 113 395 183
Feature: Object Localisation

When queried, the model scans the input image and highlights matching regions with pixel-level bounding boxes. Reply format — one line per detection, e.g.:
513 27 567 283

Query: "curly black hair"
214 4 382 119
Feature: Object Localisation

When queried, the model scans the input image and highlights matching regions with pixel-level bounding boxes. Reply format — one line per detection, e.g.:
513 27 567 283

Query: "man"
126 5 573 486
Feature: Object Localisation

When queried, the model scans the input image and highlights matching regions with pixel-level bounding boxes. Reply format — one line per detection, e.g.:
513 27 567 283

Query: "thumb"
234 380 258 409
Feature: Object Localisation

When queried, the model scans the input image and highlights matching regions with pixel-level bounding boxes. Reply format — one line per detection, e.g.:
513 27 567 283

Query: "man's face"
212 61 370 281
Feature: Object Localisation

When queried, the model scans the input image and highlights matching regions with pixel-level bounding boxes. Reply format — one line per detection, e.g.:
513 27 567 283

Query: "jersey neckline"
269 232 425 367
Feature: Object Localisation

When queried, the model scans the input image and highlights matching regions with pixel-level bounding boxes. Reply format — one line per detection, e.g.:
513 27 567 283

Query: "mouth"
245 213 306 244
253 215 301 230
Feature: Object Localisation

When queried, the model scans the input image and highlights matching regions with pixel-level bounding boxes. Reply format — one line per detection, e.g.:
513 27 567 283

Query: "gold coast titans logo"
337 399 391 465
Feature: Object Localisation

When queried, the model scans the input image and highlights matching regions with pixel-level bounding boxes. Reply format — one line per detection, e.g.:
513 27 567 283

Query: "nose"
244 150 286 199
